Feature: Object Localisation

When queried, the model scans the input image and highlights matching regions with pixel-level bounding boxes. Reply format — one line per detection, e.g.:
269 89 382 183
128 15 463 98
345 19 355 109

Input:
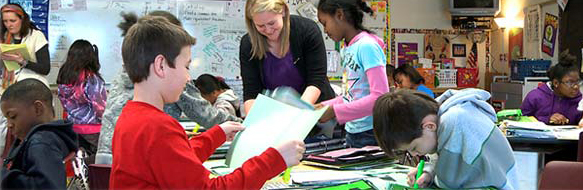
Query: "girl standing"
316 0 389 148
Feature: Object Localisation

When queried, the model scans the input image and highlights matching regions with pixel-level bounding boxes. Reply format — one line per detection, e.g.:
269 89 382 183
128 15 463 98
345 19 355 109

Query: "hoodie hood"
216 89 240 110
436 88 496 123
25 120 78 153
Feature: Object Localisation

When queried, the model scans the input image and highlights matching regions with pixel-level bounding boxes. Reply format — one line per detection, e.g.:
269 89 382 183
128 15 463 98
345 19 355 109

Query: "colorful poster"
397 43 418 67
424 34 450 62
509 28 523 61
542 13 558 57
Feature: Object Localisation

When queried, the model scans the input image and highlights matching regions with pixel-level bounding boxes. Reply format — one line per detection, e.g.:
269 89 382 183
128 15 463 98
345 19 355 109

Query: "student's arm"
23 44 50 75
175 82 242 127
86 75 107 119
214 99 237 117
319 96 343 107
301 86 321 104
333 66 389 123
149 122 286 189
240 35 263 113
188 126 227 161
2 139 68 188
520 92 549 122
300 20 328 104
243 99 255 115
330 40 388 123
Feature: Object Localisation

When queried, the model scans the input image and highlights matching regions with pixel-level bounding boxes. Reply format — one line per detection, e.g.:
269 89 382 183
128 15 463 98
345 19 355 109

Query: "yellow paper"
1 44 31 71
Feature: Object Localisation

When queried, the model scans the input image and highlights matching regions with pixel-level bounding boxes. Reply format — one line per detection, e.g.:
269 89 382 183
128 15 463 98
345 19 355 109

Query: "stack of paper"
502 121 583 140
502 121 556 139
291 170 364 186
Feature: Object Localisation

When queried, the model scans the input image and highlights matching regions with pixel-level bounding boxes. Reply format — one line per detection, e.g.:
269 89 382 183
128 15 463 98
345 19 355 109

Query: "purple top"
262 51 304 93
521 83 582 125
58 71 107 126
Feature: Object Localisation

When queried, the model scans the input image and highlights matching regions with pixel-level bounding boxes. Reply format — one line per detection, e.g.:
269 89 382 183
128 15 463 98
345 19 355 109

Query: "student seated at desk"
386 64 396 91
1 79 78 189
373 89 518 189
195 74 241 117
110 15 304 189
394 64 435 98
521 51 582 125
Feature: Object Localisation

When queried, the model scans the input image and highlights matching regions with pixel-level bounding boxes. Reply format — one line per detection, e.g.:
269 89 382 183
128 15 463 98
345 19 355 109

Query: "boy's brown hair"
121 15 196 83
372 90 438 157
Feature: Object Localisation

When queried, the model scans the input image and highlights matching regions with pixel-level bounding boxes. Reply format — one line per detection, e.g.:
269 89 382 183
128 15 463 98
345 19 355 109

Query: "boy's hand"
315 104 335 123
550 113 569 125
219 121 245 141
407 168 433 188
274 140 305 167
579 118 583 128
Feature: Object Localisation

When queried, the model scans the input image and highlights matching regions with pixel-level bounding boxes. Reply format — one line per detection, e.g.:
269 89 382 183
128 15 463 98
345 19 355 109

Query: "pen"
413 160 425 189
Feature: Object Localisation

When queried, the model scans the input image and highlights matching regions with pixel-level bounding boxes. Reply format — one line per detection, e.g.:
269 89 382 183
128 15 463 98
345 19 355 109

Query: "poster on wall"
542 13 558 57
509 28 523 61
452 44 466 57
397 43 418 67
525 5 541 43
424 34 450 62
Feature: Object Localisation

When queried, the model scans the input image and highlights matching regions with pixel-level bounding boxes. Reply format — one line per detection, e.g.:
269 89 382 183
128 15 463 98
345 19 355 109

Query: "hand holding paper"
219 121 245 141
0 44 31 71
274 140 305 167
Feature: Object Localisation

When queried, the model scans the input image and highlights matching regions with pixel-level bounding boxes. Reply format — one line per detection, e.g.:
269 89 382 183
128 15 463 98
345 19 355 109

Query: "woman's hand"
550 113 569 125
1 52 24 65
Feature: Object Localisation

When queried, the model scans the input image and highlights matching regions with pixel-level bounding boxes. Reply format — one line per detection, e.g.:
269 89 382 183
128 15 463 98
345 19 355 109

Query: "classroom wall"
490 0 559 76
390 0 452 30
390 0 488 89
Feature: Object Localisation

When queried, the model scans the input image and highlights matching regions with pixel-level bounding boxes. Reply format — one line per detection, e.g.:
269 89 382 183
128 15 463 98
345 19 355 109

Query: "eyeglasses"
395 150 428 167
560 80 583 88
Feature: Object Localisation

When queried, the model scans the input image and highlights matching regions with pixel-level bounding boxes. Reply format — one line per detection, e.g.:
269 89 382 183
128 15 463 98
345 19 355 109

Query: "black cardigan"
239 15 335 103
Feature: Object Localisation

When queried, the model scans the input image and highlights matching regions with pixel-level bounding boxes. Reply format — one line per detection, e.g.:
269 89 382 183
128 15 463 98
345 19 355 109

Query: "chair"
578 132 583 162
88 164 111 190
539 161 583 189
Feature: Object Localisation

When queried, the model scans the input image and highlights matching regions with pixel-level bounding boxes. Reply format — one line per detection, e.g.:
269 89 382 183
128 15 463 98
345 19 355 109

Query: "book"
302 158 398 170
305 146 387 165
1 44 31 71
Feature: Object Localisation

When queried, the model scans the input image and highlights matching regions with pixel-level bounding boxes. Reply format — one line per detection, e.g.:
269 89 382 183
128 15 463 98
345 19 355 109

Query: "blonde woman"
240 0 334 114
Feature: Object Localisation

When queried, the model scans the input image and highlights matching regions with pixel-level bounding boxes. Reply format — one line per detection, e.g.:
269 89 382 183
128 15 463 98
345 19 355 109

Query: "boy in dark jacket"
0 78 78 189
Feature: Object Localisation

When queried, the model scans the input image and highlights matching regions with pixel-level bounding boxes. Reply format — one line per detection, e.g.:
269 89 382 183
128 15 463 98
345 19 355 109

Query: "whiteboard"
47 0 386 84
49 0 177 83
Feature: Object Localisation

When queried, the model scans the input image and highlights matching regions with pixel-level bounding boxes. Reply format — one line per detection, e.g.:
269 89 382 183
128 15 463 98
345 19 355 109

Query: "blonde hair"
245 0 290 60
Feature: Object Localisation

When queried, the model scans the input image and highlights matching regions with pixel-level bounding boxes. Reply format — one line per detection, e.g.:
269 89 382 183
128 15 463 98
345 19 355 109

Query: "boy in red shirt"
110 16 305 189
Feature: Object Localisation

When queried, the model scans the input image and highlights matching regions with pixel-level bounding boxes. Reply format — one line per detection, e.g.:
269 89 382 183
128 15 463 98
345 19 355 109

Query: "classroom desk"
506 134 579 190
204 159 412 189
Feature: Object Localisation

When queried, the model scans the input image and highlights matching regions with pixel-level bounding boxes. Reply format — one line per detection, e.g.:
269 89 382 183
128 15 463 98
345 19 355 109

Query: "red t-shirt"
110 101 286 189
